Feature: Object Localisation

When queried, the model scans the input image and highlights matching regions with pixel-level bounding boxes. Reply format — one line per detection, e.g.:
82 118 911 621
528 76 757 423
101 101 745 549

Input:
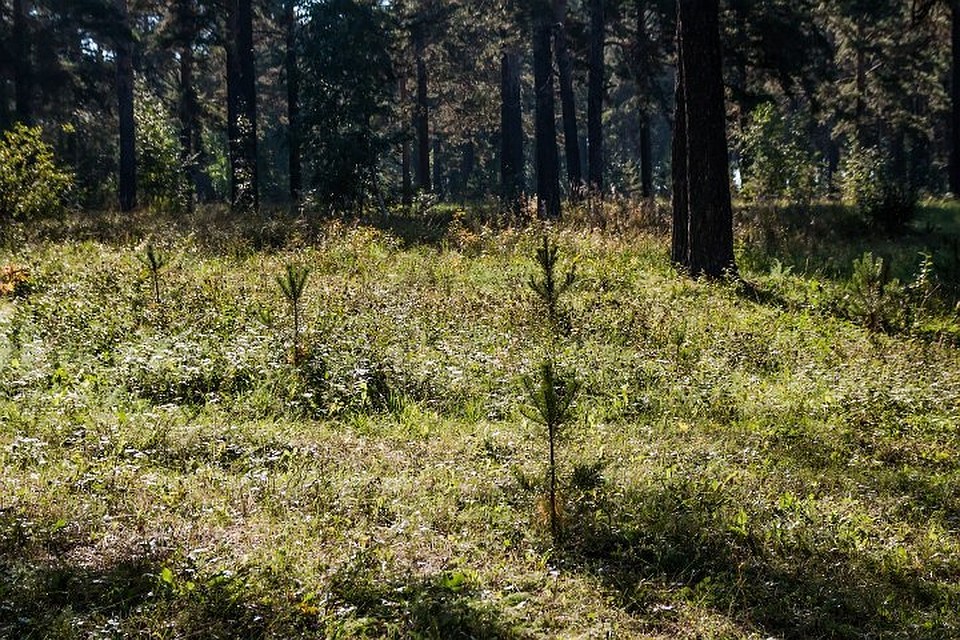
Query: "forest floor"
1 201 960 639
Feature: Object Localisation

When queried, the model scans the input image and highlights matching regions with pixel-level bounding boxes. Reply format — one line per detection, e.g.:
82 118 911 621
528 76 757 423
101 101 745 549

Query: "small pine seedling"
522 358 580 543
137 244 169 306
529 235 576 331
277 263 310 365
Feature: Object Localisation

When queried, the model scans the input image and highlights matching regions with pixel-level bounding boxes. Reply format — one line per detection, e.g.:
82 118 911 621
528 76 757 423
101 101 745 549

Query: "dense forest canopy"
0 0 956 219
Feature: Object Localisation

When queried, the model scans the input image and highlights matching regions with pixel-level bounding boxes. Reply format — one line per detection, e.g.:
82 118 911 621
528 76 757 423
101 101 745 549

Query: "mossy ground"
1 202 959 639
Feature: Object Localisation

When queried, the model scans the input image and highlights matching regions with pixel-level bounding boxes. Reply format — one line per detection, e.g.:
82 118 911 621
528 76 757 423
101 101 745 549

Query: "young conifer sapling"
277 263 310 365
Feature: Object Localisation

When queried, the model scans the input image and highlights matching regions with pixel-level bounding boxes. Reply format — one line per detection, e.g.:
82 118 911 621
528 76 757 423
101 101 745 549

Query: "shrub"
0 124 74 221
737 103 819 203
136 85 189 211
839 142 916 233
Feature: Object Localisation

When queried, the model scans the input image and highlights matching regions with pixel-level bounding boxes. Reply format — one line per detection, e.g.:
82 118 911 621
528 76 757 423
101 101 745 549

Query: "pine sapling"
529 235 576 330
137 243 169 306
277 263 310 365
522 359 580 543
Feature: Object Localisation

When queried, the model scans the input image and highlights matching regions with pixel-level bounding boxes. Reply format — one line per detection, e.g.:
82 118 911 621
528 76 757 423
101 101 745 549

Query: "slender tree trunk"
533 14 561 219
500 50 524 214
414 30 431 192
587 0 605 193
671 36 688 266
432 136 442 199
179 42 197 210
13 0 30 125
553 0 582 196
400 77 413 205
640 113 653 198
459 140 475 199
226 0 258 213
676 0 735 278
285 0 301 201
115 0 136 212
950 0 960 195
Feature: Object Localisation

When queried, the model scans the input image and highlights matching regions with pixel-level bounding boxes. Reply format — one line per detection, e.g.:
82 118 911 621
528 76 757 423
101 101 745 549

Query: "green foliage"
843 252 906 333
0 124 73 221
738 103 819 202
840 142 917 233
135 86 188 212
136 243 169 306
300 0 396 209
528 235 576 331
277 263 310 364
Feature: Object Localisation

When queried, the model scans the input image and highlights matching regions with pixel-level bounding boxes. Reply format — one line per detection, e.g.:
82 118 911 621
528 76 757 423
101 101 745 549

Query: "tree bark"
640 112 653 198
950 0 960 195
115 0 136 212
533 14 561 219
432 136 442 199
671 34 688 267
675 0 735 278
636 0 653 198
553 0 582 196
179 41 196 210
587 0 605 193
285 0 301 201
500 50 524 214
226 0 259 213
414 29 431 192
13 0 30 125
400 76 413 205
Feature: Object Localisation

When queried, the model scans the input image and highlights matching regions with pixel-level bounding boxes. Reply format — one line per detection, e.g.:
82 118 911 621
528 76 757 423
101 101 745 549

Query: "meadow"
1 201 959 639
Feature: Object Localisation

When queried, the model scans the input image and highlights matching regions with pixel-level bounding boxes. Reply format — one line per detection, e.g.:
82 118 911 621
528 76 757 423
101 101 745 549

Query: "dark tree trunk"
533 14 561 219
675 0 735 278
671 37 688 266
115 0 136 212
459 140 475 199
553 0 582 196
285 0 301 201
587 0 605 193
226 0 258 213
179 42 196 209
432 136 442 198
13 0 30 124
500 50 524 214
414 30 431 192
950 0 960 195
640 112 653 198
400 76 413 205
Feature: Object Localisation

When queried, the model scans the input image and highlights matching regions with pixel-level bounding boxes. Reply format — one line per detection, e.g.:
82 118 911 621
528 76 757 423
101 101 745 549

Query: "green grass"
1 202 959 638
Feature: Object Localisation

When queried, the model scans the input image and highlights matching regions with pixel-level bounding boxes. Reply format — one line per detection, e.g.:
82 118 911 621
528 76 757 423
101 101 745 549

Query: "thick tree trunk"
500 50 524 214
587 0 605 193
400 77 413 205
676 0 735 278
115 0 136 212
414 30 431 192
640 112 653 198
553 0 582 196
950 0 960 195
285 0 301 201
13 0 30 124
533 15 561 219
226 0 258 213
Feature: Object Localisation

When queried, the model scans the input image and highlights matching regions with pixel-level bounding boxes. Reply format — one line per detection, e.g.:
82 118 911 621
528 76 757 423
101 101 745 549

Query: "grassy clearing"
1 203 959 639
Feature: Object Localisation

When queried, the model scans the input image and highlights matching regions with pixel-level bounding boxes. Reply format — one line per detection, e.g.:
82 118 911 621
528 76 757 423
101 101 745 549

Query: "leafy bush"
136 86 189 211
737 103 819 203
840 142 917 233
0 124 74 221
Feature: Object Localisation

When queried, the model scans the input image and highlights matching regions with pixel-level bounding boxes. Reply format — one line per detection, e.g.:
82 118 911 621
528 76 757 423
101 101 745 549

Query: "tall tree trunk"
400 77 413 205
285 0 301 201
432 136 442 199
115 0 136 212
459 140 475 199
640 113 653 198
533 14 561 219
553 0 582 196
500 50 524 214
671 34 688 266
179 42 197 210
226 0 258 213
587 0 605 194
676 0 735 278
13 0 30 124
950 0 960 195
414 30 431 192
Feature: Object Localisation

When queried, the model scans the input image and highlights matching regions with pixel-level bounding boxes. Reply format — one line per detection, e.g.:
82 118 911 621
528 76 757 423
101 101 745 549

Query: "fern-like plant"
522 359 580 542
277 263 310 364
137 244 168 306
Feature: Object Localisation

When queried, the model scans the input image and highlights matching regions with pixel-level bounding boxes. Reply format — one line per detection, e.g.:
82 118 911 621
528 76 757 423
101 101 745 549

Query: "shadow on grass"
562 480 958 639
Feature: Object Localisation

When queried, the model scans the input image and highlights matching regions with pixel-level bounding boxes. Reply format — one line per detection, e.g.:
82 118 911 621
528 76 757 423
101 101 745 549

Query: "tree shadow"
561 480 957 639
